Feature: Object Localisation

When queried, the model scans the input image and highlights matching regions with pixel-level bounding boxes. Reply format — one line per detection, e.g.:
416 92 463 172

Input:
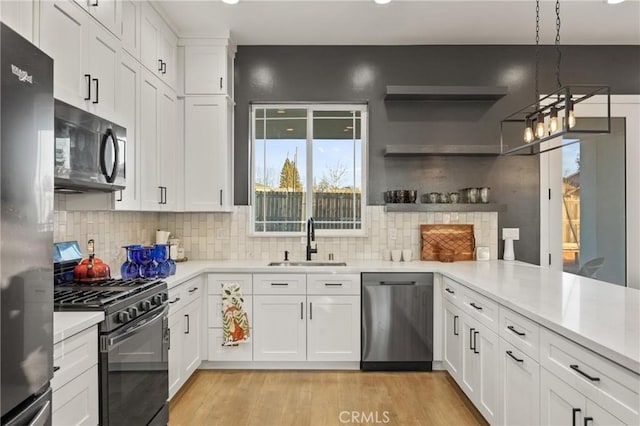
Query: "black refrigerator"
0 23 54 426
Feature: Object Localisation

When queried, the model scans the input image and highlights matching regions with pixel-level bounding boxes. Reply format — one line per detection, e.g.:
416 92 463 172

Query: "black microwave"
54 100 126 192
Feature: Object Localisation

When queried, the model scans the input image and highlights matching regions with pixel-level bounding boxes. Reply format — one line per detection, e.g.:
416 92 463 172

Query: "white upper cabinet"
0 0 34 42
139 70 161 210
158 88 180 211
84 0 121 37
120 0 140 58
140 3 177 90
86 22 119 121
184 96 233 211
40 0 119 121
114 52 141 210
40 0 89 109
184 45 235 97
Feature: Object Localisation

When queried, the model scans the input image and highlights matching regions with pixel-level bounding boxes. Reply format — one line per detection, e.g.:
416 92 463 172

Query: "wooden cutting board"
420 224 475 261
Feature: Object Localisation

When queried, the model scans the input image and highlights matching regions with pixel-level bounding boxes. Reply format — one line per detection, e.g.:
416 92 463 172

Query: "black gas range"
54 277 168 333
53 244 169 426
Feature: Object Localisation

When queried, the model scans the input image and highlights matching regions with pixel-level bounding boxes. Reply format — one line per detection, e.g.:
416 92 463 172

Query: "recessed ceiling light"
222 0 239 4
606 0 625 3
374 0 392 4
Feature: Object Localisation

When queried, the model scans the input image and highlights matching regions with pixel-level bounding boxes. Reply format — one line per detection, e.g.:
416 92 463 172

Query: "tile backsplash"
54 200 498 268
157 206 498 262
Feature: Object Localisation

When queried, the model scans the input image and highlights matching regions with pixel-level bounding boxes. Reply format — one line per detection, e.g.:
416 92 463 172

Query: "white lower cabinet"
307 295 360 362
500 340 540 426
540 368 627 426
52 365 99 426
168 276 203 400
253 294 307 362
52 325 99 426
443 300 463 381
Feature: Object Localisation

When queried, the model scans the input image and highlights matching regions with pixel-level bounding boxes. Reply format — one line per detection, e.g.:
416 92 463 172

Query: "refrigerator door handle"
27 401 50 426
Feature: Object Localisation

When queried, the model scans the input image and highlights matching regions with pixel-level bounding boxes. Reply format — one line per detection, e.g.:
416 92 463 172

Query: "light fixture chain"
535 0 540 105
555 0 562 88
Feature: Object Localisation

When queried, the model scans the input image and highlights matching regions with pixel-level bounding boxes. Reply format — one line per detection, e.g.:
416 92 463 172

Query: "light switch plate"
502 228 520 240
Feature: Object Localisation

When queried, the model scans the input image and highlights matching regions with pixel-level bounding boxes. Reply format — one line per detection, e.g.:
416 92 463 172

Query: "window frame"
249 103 368 237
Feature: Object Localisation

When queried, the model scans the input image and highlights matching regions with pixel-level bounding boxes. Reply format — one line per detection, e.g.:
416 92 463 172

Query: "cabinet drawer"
462 288 499 333
499 307 540 362
253 274 306 295
208 295 253 328
208 273 253 295
167 284 185 314
442 276 463 306
307 274 360 295
52 326 98 391
183 276 203 304
540 328 639 425
52 364 99 426
207 328 253 361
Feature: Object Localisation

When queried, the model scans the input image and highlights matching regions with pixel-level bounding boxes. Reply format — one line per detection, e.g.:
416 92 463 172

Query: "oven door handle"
107 306 167 349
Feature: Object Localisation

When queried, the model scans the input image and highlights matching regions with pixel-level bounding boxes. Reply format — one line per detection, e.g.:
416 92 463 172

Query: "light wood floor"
169 370 487 426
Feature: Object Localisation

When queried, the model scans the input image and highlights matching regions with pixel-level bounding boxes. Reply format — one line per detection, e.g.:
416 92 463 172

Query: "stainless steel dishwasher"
361 272 434 371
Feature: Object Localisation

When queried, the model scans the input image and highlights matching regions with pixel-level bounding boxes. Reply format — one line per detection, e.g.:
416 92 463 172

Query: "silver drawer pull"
507 325 526 336
271 283 289 286
324 283 343 287
570 364 600 382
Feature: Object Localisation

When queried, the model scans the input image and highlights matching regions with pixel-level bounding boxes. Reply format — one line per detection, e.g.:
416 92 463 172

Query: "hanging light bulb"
549 106 559 133
535 113 546 138
568 99 576 128
524 118 534 143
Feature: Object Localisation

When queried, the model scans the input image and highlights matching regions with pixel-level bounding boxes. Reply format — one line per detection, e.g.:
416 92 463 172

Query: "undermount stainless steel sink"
267 261 347 267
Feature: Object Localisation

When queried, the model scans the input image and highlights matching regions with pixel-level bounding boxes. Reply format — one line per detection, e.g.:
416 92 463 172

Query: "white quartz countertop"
53 311 104 344
165 259 640 374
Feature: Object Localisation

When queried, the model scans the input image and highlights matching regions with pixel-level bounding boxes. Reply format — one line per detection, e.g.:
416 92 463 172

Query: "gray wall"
234 45 640 265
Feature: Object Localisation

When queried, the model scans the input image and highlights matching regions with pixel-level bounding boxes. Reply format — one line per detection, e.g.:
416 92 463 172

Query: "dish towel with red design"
221 282 250 346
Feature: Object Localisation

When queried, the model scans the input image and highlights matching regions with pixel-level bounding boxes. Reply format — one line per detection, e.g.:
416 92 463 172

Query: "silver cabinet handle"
324 283 343 287
271 283 288 286
506 350 524 363
189 287 199 293
310 302 313 320
300 302 303 320
220 189 223 205
220 77 223 90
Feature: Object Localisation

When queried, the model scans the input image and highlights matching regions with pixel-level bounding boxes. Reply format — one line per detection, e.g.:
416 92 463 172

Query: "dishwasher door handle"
379 281 417 285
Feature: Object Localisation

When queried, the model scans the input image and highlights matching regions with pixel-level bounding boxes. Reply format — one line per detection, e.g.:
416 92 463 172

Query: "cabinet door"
501 340 540 426
158 88 179 211
586 398 627 426
140 3 160 75
168 311 183 400
114 52 140 210
39 0 89 108
182 300 202 379
0 0 34 42
541 368 585 426
307 295 360 362
460 317 480 400
184 46 227 95
253 295 306 362
88 0 121 37
158 28 177 89
120 0 140 58
443 301 463 381
86 21 119 121
184 96 230 211
52 365 99 426
475 322 501 425
139 71 161 210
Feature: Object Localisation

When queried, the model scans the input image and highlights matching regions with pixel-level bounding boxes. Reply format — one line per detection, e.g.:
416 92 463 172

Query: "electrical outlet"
388 228 397 241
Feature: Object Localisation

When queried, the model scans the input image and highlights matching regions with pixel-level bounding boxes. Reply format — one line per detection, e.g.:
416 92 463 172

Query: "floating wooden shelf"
384 85 508 101
384 203 507 213
384 145 500 157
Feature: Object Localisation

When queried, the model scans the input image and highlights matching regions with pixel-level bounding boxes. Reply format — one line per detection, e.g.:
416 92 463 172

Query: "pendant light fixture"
500 0 610 155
